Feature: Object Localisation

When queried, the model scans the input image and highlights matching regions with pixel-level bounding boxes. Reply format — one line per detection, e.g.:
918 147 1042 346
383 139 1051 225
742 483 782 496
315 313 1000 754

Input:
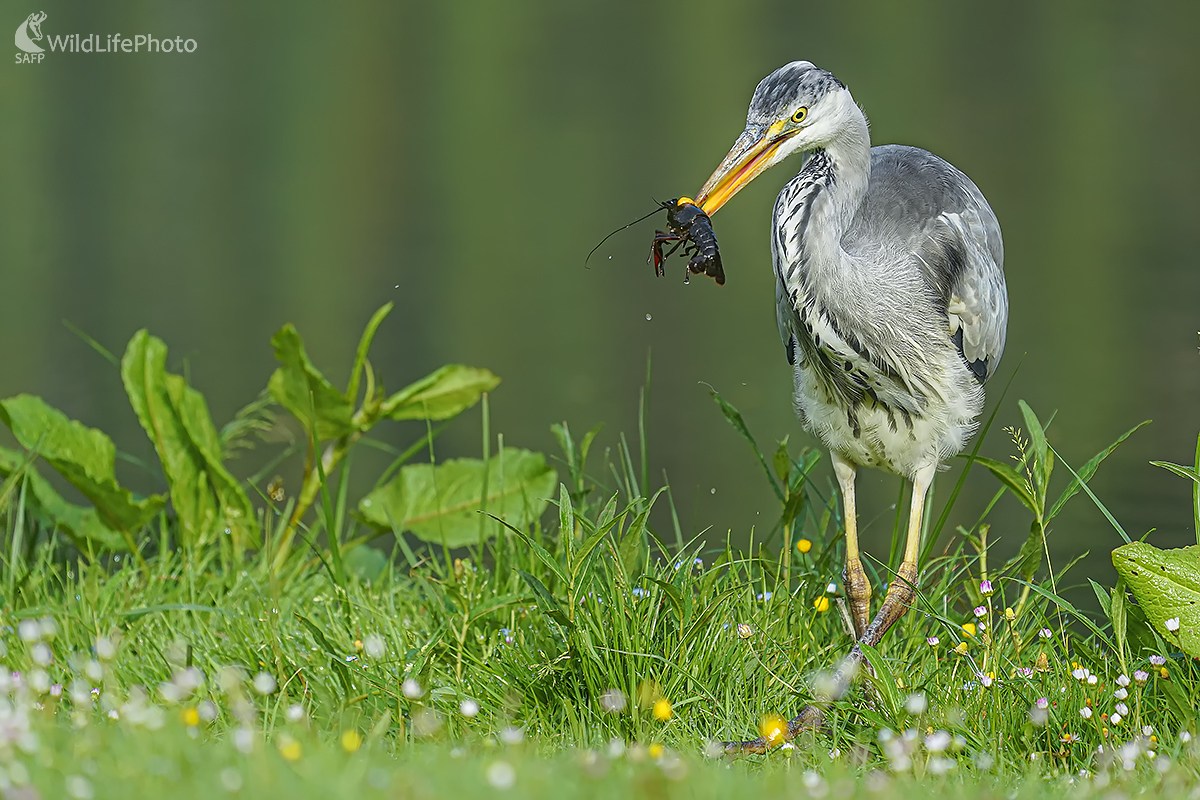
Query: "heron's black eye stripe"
791 107 808 124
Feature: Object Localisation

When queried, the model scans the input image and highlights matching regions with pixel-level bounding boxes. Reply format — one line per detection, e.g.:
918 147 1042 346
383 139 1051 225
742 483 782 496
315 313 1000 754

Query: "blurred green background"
2 1 1198 590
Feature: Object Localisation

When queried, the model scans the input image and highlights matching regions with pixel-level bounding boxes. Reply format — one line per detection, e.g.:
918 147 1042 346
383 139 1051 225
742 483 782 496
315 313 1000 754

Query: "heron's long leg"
858 463 935 648
832 453 870 639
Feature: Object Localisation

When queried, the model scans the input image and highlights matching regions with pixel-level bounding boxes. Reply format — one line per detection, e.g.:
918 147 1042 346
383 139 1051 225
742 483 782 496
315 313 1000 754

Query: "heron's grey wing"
857 145 1009 382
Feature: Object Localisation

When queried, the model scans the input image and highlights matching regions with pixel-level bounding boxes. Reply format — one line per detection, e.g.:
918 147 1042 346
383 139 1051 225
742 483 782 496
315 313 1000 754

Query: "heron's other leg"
832 453 870 639
859 463 936 647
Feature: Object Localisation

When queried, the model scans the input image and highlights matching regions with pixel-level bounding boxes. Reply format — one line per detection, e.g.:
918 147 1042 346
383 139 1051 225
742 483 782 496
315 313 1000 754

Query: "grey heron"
691 62 1009 751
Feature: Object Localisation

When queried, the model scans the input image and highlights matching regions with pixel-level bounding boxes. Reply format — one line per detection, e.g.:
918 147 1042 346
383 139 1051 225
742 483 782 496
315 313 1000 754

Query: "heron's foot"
844 557 871 640
719 705 826 755
859 561 919 647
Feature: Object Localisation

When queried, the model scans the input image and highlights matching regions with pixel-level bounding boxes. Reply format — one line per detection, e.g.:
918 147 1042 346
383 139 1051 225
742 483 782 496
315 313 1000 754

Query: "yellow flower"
648 743 664 759
796 539 812 554
1004 607 1016 622
354 639 364 653
813 597 830 613
341 730 362 753
736 623 754 640
953 642 969 655
961 623 976 637
759 714 787 745
652 698 673 722
180 707 200 727
278 736 302 762
1160 667 1170 679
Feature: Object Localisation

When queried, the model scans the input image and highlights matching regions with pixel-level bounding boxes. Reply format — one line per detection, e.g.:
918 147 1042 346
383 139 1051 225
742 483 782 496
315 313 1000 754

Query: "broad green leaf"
1089 579 1111 619
343 545 388 582
267 323 354 440
358 447 556 548
1112 541 1200 657
0 446 127 550
773 437 791 489
1111 579 1128 672
1047 421 1148 522
972 456 1037 513
381 365 500 422
122 331 256 548
0 394 165 532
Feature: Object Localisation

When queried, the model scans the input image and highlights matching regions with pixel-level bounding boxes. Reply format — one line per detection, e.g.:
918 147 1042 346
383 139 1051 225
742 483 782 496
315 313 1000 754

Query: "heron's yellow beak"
696 120 799 216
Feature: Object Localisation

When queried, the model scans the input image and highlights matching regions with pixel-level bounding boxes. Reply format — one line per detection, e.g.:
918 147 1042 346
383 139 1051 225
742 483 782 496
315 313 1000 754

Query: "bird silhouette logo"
15 11 46 54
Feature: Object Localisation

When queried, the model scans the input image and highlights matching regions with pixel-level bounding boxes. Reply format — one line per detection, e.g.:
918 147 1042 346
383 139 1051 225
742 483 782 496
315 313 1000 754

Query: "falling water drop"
710 488 716 495
645 314 652 321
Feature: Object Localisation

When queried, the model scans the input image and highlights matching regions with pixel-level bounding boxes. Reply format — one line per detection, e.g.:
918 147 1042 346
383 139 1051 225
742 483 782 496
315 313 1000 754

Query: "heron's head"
697 62 859 215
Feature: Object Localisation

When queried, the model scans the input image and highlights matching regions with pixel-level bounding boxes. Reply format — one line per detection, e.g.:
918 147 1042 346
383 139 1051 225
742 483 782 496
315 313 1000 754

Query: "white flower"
95 637 116 661
1087 674 1098 685
1165 617 1180 632
973 606 987 619
1180 731 1192 743
500 726 524 745
31 643 52 666
286 704 306 723
1116 674 1130 687
402 678 423 699
925 730 951 752
1114 688 1128 700
1115 702 1129 716
1039 627 1053 639
65 775 93 800
599 688 626 713
1036 697 1049 709
904 692 927 715
198 701 218 722
363 635 386 660
233 727 254 754
1142 725 1153 736
1111 712 1123 725
252 672 276 696
928 757 955 776
1072 668 1086 680
1149 655 1166 666
826 582 838 594
1134 670 1149 683
1080 707 1093 719
484 762 513 791
459 699 479 718
980 674 994 688
18 620 41 642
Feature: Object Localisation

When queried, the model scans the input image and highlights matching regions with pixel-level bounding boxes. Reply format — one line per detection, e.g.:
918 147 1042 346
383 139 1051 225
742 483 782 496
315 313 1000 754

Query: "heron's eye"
791 107 808 124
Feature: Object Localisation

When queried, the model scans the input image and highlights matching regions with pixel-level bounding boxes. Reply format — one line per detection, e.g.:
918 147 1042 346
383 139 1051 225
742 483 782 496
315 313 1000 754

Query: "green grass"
0 465 1197 798
1 312 1197 798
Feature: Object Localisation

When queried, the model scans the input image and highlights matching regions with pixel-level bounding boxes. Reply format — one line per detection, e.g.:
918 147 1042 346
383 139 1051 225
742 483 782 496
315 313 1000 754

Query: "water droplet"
683 274 690 285
394 285 399 289
645 314 652 321
710 488 716 495
607 255 612 260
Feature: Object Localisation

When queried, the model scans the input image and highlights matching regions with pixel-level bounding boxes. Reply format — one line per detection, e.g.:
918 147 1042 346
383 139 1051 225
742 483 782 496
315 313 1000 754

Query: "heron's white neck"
792 104 871 269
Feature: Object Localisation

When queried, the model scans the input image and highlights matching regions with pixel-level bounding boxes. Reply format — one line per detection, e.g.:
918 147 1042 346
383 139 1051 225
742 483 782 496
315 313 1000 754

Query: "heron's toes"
719 705 827 755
